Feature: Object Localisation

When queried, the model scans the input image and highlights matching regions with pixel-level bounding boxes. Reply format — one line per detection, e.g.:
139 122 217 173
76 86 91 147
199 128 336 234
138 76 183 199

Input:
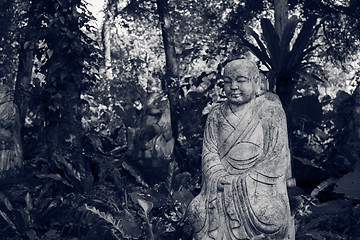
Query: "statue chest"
217 118 264 172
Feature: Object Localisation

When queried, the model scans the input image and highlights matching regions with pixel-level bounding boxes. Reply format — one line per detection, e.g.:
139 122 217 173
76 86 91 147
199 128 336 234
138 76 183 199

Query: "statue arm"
255 101 292 181
202 110 227 190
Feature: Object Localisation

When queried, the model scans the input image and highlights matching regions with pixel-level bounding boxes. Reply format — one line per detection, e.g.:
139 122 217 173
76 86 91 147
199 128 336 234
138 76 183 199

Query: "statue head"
223 59 261 106
146 78 162 94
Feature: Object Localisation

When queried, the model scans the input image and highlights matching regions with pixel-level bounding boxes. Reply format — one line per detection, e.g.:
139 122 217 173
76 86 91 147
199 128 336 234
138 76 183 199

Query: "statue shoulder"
264 92 281 103
204 102 222 117
257 93 286 123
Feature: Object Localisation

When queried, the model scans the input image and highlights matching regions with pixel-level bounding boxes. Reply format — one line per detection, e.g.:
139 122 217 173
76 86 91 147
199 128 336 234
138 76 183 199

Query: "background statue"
128 78 174 184
0 84 23 172
188 59 295 239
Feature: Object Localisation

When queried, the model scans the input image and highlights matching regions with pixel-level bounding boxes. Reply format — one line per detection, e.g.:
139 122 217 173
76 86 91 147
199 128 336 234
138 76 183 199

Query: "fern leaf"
84 204 123 233
84 204 141 239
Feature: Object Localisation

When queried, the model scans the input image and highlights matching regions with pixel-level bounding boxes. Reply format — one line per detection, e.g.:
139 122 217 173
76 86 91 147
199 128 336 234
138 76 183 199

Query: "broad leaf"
288 16 318 70
0 193 13 211
121 209 142 239
334 160 360 199
240 37 272 70
122 161 149 187
261 18 281 69
279 15 298 67
0 209 16 230
244 26 273 67
280 15 298 50
138 198 153 216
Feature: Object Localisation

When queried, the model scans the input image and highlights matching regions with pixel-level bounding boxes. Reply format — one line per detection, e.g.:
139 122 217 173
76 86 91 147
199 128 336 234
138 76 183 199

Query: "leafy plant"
296 199 360 240
241 15 320 93
83 203 141 239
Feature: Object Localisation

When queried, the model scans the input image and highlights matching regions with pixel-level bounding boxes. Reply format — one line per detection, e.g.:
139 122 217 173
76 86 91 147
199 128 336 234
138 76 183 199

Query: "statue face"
223 63 257 106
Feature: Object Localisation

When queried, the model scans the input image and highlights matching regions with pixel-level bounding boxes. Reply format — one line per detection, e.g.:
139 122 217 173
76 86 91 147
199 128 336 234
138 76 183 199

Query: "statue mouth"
230 93 242 98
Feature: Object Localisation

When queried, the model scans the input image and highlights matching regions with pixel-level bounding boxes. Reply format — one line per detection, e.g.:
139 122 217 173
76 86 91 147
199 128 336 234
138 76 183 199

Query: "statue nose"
231 81 239 90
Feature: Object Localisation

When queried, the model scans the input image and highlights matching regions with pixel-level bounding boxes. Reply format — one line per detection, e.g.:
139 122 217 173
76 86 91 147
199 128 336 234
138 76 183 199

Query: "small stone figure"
188 59 294 239
139 78 174 160
0 85 23 171
129 78 174 184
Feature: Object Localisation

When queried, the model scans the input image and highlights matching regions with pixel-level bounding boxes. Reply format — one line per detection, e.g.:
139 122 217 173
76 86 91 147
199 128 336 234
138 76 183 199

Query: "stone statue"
188 59 295 239
0 85 23 172
128 78 174 184
139 78 174 160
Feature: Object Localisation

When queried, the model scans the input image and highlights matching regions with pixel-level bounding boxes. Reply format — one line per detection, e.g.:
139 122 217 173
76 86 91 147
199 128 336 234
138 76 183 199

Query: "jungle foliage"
0 0 359 239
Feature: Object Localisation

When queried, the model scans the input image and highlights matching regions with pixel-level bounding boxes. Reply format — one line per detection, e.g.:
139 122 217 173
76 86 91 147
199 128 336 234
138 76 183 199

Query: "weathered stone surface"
127 79 174 184
188 59 294 239
0 85 23 171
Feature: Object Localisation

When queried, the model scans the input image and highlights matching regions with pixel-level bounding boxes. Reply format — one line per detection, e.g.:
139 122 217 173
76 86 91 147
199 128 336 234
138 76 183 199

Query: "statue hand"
217 175 232 191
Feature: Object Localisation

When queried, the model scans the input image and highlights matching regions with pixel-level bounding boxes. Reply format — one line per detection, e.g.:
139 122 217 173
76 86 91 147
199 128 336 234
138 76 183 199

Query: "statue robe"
189 94 293 240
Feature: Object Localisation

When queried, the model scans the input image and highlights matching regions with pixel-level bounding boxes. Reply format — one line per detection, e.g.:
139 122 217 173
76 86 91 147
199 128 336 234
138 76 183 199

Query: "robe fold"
189 94 293 240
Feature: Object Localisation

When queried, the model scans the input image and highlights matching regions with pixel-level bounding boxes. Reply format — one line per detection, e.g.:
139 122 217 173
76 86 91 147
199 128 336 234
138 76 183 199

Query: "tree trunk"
156 0 179 140
157 0 179 80
15 0 37 128
274 0 289 39
103 18 113 81
14 39 34 127
274 2 296 238
275 76 293 127
274 0 292 123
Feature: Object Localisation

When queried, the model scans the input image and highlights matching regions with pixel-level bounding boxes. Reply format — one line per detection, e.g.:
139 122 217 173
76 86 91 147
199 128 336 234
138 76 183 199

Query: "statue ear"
254 75 263 96
255 73 268 96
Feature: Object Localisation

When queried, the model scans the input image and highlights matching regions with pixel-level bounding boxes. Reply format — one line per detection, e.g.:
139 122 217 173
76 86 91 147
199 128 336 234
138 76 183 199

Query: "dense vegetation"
0 0 359 239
